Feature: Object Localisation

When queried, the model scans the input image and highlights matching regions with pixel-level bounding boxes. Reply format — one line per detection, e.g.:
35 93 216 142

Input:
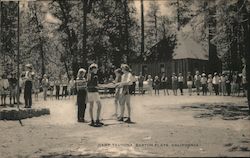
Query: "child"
42 74 49 101
116 64 133 123
153 76 160 95
178 73 184 95
76 68 88 122
207 74 213 95
87 63 104 127
147 75 153 95
194 71 201 95
161 73 169 95
113 68 123 117
201 73 207 96
172 73 178 96
33 76 40 101
186 72 193 96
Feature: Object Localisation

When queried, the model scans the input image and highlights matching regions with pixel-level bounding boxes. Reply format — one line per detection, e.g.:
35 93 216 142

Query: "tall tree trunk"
141 0 144 60
34 4 45 76
123 0 129 63
82 0 88 68
239 0 250 114
207 0 220 73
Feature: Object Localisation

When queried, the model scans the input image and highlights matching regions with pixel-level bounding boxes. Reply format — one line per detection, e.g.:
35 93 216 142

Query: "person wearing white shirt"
24 64 34 108
213 72 220 95
201 73 208 96
178 73 184 95
116 64 133 123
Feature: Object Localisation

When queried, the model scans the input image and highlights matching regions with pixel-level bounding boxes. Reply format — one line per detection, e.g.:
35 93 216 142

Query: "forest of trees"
0 0 249 79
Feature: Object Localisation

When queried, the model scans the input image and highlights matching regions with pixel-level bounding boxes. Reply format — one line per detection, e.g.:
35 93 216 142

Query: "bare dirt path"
0 93 249 157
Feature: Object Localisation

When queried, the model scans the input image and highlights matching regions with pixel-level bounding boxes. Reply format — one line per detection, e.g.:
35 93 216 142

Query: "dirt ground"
0 91 250 157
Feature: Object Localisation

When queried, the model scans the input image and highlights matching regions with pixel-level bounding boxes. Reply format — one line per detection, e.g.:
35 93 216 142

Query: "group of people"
136 70 247 97
75 63 134 127
0 63 134 127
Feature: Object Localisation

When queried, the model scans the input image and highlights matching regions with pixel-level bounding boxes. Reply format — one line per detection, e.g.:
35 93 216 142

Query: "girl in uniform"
116 64 133 123
87 63 104 127
113 68 123 117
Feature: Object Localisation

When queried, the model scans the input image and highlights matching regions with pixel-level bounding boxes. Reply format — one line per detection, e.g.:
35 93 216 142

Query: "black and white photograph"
0 0 250 157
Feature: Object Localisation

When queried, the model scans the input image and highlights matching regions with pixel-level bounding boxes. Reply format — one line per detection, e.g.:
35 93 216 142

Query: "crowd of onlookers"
134 70 247 97
0 67 247 106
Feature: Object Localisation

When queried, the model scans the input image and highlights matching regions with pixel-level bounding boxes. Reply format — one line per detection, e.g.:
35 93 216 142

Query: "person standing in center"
87 63 104 127
117 64 133 123
76 68 88 123
113 68 123 117
24 64 33 108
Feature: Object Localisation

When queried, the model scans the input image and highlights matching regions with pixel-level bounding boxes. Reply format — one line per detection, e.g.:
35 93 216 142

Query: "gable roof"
173 26 208 60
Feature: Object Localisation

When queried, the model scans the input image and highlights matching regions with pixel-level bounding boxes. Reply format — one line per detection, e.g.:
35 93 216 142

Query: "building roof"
173 27 208 61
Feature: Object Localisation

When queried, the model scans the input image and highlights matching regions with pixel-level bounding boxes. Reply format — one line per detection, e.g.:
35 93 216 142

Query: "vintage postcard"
0 0 249 157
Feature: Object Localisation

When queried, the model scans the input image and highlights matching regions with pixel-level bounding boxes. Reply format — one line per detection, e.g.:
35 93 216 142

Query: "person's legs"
89 101 94 125
126 95 131 118
96 100 102 122
118 95 125 121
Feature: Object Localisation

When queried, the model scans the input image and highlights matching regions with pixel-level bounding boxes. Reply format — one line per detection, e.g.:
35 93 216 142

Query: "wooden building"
130 31 209 84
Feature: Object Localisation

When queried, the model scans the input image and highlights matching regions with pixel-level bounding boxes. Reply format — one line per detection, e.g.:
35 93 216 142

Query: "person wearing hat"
171 73 178 96
116 64 133 123
213 72 220 95
201 73 207 96
76 68 88 122
87 63 104 126
24 64 34 108
42 74 49 101
194 70 201 95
